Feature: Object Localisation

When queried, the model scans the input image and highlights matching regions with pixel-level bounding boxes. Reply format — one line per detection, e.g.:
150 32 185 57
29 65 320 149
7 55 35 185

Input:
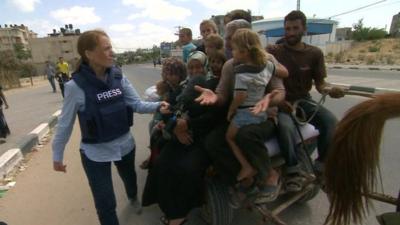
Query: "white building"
252 18 338 53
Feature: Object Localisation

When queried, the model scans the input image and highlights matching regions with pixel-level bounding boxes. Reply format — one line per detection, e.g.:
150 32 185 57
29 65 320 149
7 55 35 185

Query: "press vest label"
97 88 122 101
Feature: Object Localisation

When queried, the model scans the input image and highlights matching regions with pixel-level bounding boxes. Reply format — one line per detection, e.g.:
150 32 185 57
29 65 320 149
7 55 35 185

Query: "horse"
324 93 400 225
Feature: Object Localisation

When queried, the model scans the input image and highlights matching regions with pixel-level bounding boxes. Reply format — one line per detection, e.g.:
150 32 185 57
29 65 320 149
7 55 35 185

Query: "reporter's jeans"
80 149 137 225
277 98 337 167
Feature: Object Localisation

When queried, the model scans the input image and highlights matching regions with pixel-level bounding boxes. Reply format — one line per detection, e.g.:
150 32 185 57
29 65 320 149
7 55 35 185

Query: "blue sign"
160 42 172 51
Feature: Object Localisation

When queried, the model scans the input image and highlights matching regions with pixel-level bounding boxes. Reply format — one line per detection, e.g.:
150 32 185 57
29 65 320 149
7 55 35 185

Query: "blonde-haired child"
225 28 287 193
200 20 218 38
204 34 224 55
196 19 218 53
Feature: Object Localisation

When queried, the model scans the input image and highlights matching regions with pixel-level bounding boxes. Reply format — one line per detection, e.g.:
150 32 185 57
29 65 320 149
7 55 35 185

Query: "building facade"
30 35 79 64
336 27 352 41
29 26 80 71
390 12 400 37
0 24 37 52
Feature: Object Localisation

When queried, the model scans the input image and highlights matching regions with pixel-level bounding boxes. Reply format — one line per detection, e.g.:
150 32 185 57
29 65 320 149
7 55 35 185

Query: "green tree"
352 19 369 41
0 50 22 87
368 28 387 40
352 19 387 41
13 43 32 60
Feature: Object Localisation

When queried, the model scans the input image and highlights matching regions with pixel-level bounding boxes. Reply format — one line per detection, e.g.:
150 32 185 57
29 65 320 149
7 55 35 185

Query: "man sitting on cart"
266 10 345 191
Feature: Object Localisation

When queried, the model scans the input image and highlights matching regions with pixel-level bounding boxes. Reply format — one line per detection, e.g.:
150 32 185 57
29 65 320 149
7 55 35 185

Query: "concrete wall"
29 35 80 75
170 47 183 58
336 27 352 41
324 40 353 55
29 35 79 65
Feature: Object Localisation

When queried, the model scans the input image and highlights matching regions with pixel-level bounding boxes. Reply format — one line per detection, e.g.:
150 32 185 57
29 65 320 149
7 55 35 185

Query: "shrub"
368 28 387 40
334 52 345 63
0 50 21 88
357 54 365 61
17 63 37 78
386 56 395 65
368 46 380 52
366 55 375 65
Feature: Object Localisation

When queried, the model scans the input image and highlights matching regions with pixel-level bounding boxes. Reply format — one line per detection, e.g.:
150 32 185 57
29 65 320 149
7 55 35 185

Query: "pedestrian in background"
52 29 169 225
0 85 10 143
178 28 197 63
153 58 157 68
45 61 56 93
56 56 70 98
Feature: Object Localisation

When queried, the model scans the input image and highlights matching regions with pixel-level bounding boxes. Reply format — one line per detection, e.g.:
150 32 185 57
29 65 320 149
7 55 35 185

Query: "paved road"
327 68 400 90
0 65 399 225
328 68 400 80
0 79 63 154
328 69 400 90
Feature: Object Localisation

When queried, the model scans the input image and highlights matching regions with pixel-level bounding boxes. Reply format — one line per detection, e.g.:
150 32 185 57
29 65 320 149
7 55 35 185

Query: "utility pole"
297 0 300 10
174 26 183 36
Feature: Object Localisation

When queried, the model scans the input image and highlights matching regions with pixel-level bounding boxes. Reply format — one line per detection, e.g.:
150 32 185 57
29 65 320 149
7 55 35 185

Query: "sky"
1 0 399 52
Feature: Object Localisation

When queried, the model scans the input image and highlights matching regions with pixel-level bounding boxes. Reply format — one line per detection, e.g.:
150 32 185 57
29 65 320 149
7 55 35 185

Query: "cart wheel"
202 177 235 225
297 144 320 203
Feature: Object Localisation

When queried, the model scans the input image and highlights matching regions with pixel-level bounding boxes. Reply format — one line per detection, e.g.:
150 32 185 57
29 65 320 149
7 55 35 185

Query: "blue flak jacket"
72 64 133 144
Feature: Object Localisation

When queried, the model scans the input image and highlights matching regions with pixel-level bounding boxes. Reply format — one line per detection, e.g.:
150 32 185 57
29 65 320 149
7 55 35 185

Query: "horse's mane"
324 93 400 225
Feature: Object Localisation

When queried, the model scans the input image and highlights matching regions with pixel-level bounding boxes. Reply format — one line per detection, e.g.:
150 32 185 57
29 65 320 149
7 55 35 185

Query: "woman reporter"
52 29 168 225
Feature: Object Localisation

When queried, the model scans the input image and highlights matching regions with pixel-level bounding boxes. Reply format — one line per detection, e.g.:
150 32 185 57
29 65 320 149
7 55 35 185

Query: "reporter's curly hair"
324 93 400 225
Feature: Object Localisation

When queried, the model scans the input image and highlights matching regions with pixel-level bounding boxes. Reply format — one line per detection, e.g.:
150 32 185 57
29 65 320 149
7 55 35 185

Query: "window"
15 37 22 44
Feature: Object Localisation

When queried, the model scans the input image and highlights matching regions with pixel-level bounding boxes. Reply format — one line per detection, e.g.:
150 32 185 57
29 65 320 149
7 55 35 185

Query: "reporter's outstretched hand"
159 101 171 114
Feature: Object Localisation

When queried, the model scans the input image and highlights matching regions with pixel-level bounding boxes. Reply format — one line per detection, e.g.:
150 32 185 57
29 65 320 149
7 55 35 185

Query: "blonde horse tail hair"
324 93 400 225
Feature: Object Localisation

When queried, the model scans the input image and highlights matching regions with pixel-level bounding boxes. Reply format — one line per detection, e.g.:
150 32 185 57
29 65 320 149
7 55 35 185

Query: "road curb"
0 110 61 178
328 65 400 71
0 149 23 178
331 83 400 95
